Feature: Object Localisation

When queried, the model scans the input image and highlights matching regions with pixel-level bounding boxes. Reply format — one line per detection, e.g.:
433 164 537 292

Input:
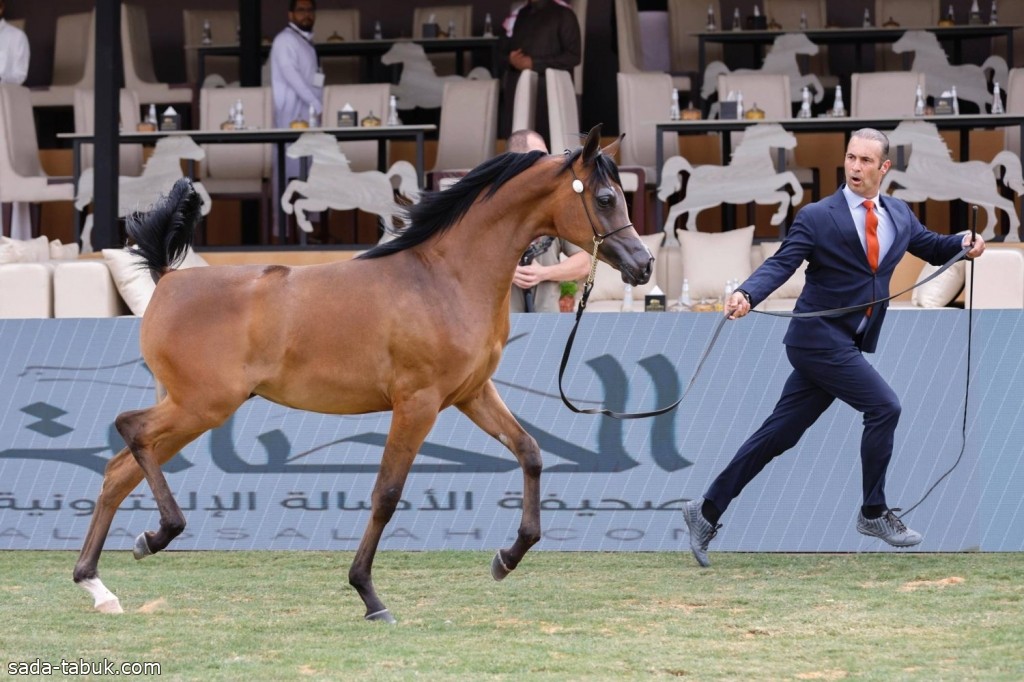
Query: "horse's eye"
596 194 615 209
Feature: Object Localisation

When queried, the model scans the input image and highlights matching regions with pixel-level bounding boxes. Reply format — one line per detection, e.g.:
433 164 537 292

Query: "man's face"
844 136 891 199
289 1 316 32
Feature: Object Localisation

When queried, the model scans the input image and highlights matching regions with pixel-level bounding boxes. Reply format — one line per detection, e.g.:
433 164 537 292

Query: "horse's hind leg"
456 380 542 582
349 393 440 624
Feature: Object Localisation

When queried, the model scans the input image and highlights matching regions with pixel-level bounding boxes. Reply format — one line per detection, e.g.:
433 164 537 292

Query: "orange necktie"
864 200 879 316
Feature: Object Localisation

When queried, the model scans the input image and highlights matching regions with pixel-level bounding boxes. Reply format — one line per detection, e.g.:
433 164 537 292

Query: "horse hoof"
365 609 396 624
490 551 511 582
96 598 123 614
133 533 153 560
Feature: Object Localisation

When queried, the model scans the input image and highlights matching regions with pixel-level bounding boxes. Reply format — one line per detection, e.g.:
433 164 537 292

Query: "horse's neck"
731 148 775 168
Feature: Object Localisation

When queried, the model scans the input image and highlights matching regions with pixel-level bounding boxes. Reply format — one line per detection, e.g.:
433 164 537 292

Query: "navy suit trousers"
705 343 901 514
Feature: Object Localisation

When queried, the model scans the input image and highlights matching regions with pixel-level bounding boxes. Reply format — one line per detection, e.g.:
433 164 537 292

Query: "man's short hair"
289 0 316 12
507 129 548 154
851 128 890 160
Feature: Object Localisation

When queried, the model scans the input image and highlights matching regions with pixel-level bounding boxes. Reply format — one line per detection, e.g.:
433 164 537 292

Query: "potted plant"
558 280 579 313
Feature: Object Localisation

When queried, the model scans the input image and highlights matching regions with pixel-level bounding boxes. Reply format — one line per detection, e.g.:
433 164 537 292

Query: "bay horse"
72 124 654 623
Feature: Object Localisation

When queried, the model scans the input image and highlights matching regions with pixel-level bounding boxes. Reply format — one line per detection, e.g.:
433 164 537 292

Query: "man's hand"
963 232 986 260
513 263 546 289
509 49 533 71
724 290 751 320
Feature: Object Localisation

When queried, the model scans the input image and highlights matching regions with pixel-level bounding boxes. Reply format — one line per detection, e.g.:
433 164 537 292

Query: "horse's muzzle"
622 254 654 286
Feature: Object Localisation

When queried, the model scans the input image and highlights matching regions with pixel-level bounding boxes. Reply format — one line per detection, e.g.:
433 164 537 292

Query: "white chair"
122 4 192 107
198 86 274 242
412 5 473 77
716 72 819 202
30 10 95 108
511 69 538 133
317 9 362 85
182 9 240 87
850 71 926 118
874 0 938 70
321 84 392 172
570 0 588 97
667 0 723 99
0 85 74 238
430 78 499 187
546 69 579 154
1005 68 1024 157
1000 0 1024 72
73 88 144 178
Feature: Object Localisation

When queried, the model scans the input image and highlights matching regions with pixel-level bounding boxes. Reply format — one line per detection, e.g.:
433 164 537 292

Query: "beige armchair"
570 0 587 97
850 71 926 117
317 9 362 85
0 85 74 237
182 9 240 87
546 69 579 154
511 69 538 134
412 5 473 76
198 86 274 242
321 84 392 172
874 0 938 70
30 10 95 108
122 4 192 107
73 89 144 177
430 78 499 187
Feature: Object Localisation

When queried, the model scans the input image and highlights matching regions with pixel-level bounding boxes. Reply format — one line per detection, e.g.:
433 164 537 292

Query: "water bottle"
706 4 716 31
736 91 744 118
992 82 1005 114
732 7 741 30
387 95 402 126
447 19 456 38
233 98 245 128
863 8 872 27
680 278 692 309
951 85 960 115
483 13 494 37
670 88 681 121
831 85 846 117
914 84 926 116
308 103 319 127
373 20 383 40
798 86 812 118
622 284 634 312
947 4 955 23
990 0 999 25
799 11 808 30
146 103 158 127
201 19 212 45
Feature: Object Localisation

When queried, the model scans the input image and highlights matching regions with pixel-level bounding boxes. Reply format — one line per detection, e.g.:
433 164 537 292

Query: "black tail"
124 178 202 283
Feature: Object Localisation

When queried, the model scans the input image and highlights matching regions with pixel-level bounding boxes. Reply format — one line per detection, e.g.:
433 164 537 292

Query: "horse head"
553 124 653 287
380 41 423 67
892 30 942 56
886 120 946 155
153 136 205 162
772 33 819 56
738 123 798 152
286 132 352 168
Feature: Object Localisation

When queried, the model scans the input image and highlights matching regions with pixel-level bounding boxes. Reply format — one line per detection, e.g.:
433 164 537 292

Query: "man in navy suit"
682 128 986 567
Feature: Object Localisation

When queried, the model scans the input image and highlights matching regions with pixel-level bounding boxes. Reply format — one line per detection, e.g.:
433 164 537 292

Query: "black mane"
358 146 622 260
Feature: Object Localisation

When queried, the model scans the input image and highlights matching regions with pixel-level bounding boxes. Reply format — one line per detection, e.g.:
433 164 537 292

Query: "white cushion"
0 235 50 263
49 239 81 260
678 226 755 301
588 232 664 304
102 247 209 316
910 260 966 308
0 263 52 318
53 260 128 318
760 241 807 300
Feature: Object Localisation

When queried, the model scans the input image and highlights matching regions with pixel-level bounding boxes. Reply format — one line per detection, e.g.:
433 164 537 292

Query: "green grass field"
1 551 1022 681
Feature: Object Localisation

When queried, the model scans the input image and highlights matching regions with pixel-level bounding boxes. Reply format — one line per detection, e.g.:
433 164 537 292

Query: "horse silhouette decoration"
891 30 1008 113
71 125 655 624
75 135 212 252
657 123 804 233
701 33 825 106
881 120 1024 241
380 41 492 110
280 132 421 234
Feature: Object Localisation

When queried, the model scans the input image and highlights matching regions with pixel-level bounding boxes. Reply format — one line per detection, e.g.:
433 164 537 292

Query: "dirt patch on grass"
900 577 965 591
795 670 848 680
137 597 168 613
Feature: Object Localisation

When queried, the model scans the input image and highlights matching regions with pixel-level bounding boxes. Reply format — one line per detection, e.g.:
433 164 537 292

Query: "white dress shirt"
0 19 30 85
269 23 322 129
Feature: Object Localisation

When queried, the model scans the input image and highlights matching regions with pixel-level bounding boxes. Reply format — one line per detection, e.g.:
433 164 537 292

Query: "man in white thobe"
0 2 31 239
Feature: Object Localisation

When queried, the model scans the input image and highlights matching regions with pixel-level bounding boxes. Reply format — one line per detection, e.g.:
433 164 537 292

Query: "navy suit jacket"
742 187 965 353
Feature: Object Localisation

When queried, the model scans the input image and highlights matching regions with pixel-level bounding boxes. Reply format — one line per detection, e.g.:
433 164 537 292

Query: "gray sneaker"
856 508 922 547
683 498 721 567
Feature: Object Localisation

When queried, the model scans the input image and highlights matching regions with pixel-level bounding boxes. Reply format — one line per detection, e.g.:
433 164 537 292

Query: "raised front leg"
456 380 542 582
348 392 441 624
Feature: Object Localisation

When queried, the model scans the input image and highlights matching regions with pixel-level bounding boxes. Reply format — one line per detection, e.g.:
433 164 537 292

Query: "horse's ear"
600 134 623 159
581 124 603 165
